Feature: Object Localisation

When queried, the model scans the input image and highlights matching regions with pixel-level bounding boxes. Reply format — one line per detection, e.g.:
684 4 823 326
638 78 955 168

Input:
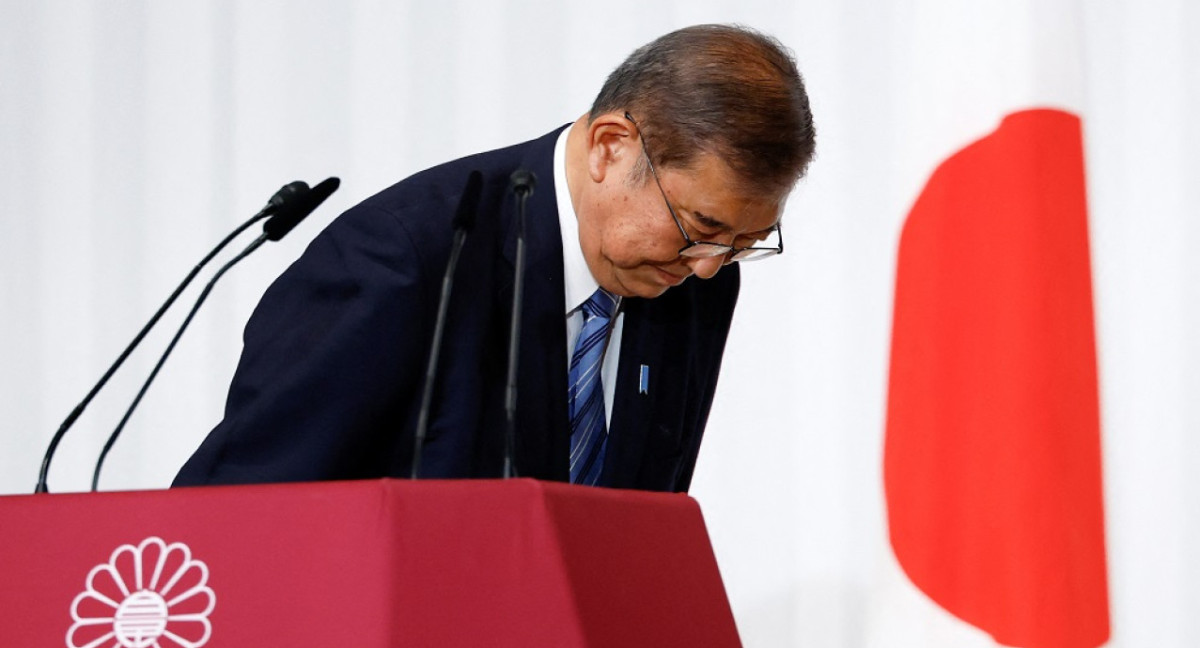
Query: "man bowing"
174 24 815 492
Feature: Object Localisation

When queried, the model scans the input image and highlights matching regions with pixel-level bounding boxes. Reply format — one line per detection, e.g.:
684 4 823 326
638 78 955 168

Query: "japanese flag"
872 2 1110 647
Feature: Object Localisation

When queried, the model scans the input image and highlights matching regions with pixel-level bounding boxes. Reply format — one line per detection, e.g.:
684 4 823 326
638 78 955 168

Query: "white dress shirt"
554 126 624 424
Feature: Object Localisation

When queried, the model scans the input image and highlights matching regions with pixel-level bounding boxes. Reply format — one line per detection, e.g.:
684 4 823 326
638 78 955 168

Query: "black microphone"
264 177 340 241
502 169 536 479
34 180 312 494
89 177 341 491
266 181 311 214
411 170 484 479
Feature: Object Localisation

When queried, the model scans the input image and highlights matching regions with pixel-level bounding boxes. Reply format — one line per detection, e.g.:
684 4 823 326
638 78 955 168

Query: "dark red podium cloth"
0 479 741 647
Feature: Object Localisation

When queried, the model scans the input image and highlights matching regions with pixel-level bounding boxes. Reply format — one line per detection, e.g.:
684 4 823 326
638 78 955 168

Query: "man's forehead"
663 151 787 232
678 187 785 234
693 201 782 232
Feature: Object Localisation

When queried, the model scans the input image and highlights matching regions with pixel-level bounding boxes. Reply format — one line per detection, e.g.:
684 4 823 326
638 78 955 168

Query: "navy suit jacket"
174 127 739 492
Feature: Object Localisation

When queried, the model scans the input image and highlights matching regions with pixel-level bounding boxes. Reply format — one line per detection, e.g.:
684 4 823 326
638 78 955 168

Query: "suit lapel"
606 297 671 489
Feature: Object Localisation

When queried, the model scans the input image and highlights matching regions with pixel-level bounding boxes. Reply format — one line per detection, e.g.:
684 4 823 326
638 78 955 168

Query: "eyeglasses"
625 112 783 263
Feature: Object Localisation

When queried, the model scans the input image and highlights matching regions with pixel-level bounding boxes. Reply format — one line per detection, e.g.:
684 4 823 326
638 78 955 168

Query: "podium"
0 479 741 647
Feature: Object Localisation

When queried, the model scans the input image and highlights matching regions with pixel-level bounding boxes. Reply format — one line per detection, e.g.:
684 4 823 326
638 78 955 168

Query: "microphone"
503 169 536 479
89 177 341 491
411 170 484 479
510 170 536 195
264 177 340 241
266 181 311 214
34 180 313 494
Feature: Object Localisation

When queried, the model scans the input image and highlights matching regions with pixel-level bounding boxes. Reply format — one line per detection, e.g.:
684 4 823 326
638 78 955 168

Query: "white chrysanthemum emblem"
67 537 216 648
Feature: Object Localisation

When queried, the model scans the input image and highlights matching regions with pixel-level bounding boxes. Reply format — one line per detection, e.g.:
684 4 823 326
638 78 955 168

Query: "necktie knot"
582 288 618 321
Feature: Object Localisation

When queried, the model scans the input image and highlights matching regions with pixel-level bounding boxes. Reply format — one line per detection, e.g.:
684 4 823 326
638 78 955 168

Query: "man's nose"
685 254 726 279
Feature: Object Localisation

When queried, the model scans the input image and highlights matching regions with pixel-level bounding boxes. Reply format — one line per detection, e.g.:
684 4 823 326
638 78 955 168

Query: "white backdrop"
2 1 1196 646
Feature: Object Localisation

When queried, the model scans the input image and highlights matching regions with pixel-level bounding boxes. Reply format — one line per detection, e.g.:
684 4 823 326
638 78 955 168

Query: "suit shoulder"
355 126 568 224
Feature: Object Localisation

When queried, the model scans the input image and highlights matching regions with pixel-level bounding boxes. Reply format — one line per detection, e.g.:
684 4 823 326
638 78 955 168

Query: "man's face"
575 117 785 299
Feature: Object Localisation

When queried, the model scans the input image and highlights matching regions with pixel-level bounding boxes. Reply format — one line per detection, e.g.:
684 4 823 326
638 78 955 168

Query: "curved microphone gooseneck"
34 181 310 494
89 178 341 491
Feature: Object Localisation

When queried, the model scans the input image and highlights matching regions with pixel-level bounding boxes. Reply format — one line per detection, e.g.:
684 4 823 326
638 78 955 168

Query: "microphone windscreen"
263 176 340 241
452 171 484 232
268 181 310 213
306 176 340 207
509 169 536 197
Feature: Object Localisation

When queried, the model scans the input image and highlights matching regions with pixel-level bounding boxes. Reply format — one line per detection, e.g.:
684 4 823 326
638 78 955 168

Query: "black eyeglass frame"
624 112 784 263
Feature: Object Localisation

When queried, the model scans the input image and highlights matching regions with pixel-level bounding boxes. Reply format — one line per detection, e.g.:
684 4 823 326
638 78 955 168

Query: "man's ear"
586 113 637 183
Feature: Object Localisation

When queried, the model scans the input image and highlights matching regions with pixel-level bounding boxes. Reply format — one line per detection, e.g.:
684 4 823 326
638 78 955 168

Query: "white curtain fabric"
2 1 1196 646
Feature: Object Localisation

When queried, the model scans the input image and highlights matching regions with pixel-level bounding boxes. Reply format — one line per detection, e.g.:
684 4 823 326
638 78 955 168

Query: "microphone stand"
89 178 340 491
502 170 536 479
90 238 261 491
34 181 309 494
411 171 483 479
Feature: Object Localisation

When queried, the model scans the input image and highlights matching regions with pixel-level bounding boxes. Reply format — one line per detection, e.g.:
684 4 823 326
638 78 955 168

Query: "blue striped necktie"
569 288 619 485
